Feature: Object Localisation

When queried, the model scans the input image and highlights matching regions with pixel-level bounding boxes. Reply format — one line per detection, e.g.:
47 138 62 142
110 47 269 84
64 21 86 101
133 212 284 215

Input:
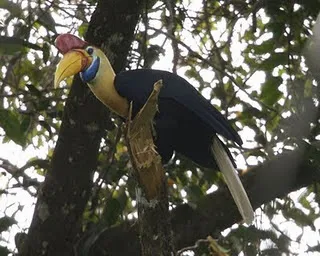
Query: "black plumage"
115 69 242 168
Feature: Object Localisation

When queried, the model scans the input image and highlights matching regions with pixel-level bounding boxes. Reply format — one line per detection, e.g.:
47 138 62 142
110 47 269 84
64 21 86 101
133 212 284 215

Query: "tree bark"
87 147 320 255
125 81 174 255
21 0 144 255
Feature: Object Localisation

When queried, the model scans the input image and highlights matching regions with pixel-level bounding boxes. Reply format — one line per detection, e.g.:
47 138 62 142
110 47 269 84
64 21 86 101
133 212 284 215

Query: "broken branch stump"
125 80 174 256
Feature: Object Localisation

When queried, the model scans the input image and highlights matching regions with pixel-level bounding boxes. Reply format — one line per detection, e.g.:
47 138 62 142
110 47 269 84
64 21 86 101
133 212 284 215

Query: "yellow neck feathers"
87 49 129 118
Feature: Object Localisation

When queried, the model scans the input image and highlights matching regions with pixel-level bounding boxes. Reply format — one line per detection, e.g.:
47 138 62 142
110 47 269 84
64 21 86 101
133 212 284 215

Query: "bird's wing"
114 69 242 145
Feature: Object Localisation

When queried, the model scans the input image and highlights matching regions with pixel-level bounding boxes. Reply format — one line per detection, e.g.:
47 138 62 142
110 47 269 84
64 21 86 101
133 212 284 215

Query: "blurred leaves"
0 36 42 55
36 8 57 33
1 0 320 255
0 109 27 146
260 76 283 106
282 206 317 230
0 216 16 233
0 246 10 256
0 0 22 17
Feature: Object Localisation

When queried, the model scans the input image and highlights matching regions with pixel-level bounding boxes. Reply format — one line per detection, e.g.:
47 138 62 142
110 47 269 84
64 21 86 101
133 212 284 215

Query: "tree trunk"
21 0 144 255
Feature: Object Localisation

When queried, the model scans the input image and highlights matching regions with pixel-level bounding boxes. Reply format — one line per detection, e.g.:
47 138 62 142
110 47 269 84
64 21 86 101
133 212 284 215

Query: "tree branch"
87 147 319 255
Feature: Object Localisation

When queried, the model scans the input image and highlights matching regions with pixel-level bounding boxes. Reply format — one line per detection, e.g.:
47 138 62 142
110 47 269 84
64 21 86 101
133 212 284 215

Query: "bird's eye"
86 47 94 55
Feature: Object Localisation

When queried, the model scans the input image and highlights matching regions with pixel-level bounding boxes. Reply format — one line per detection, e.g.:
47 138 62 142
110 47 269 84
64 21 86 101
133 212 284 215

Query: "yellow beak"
54 49 92 88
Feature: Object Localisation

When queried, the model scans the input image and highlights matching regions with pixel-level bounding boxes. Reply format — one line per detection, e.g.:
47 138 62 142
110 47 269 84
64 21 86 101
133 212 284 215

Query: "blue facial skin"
80 56 100 83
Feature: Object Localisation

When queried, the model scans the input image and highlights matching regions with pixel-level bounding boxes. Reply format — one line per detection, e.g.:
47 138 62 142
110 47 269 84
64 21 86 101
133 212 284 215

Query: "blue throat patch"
80 56 100 83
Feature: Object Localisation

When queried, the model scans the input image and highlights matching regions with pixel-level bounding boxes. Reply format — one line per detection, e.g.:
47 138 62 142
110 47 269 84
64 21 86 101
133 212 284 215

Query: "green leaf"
0 0 22 17
184 68 199 80
42 43 50 63
116 188 128 209
186 184 204 203
14 232 27 253
0 216 17 233
36 9 56 33
39 120 52 138
26 84 42 97
249 39 276 55
78 22 88 38
0 109 26 146
299 195 312 211
0 36 25 55
260 53 288 71
282 207 316 230
0 36 42 55
20 115 32 134
102 198 122 226
102 189 127 226
266 113 280 132
0 245 9 256
260 76 283 106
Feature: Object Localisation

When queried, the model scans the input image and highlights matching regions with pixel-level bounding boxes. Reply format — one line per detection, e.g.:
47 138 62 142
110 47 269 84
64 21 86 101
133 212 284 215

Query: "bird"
54 33 254 223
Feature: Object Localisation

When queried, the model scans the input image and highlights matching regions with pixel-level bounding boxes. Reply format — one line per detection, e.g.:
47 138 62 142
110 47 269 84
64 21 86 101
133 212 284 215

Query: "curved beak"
54 49 92 88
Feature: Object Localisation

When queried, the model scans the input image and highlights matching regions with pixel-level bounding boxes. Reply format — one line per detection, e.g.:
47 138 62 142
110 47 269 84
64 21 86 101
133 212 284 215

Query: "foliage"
0 0 320 255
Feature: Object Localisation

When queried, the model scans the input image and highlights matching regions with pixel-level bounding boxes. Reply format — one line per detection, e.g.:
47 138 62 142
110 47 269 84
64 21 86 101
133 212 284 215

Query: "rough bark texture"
21 0 144 255
126 81 174 255
87 147 320 255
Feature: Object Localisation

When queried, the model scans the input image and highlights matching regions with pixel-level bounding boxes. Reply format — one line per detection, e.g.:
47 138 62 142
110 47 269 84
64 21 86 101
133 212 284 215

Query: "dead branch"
125 80 174 256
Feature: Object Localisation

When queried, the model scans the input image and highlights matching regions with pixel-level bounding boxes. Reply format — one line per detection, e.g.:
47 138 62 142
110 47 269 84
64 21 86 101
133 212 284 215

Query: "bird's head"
53 34 128 117
54 34 112 88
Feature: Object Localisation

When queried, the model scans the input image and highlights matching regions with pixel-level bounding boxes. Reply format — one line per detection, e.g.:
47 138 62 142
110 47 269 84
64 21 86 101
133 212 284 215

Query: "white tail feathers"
211 137 254 224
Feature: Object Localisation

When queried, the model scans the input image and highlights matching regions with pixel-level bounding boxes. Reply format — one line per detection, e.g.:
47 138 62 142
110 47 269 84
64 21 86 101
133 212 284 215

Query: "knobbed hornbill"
54 34 254 223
